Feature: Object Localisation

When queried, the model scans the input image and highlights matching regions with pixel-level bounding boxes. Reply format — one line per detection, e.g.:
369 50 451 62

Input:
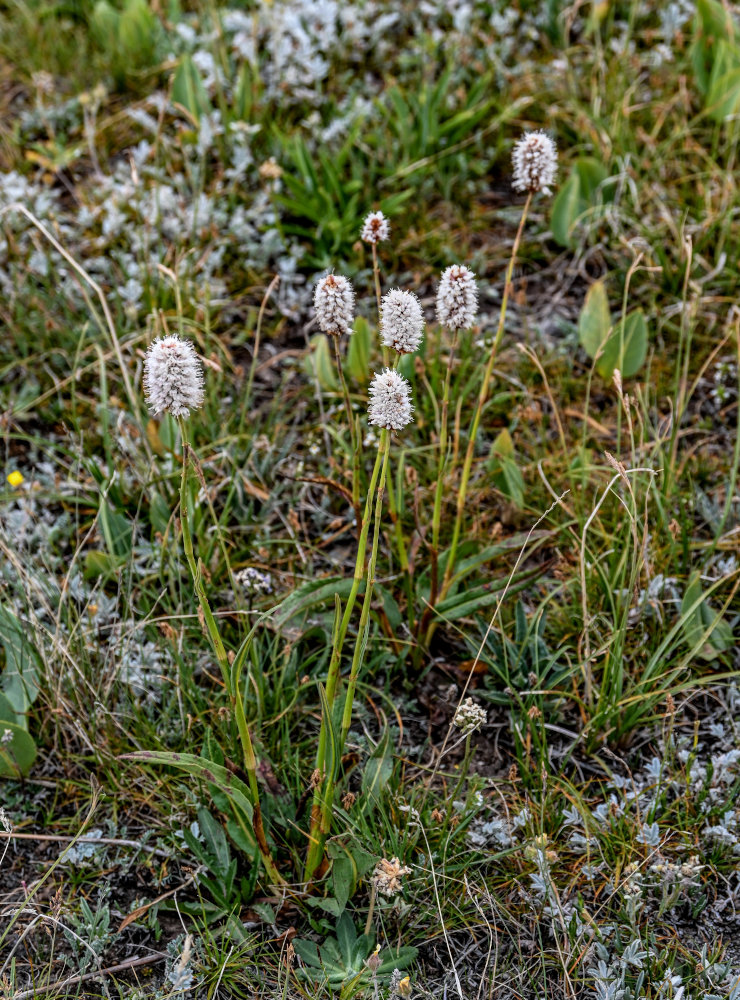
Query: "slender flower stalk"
144 336 282 886
432 193 534 637
427 266 478 613
305 439 386 879
306 372 414 880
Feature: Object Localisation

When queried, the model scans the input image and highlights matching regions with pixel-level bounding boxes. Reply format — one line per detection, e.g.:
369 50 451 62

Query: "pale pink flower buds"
143 335 204 418
314 273 355 337
368 369 413 431
512 131 558 196
380 289 424 354
361 210 390 244
436 264 478 330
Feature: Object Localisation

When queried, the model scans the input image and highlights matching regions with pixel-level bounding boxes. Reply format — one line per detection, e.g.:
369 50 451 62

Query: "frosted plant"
380 289 424 354
361 210 390 244
143 336 204 418
436 264 478 330
368 369 413 430
453 696 487 735
313 273 355 336
512 130 558 196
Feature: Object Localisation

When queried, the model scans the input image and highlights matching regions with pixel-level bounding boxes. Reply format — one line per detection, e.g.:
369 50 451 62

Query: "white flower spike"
380 289 424 354
436 264 478 330
313 273 355 337
368 369 414 431
144 335 204 418
361 210 390 245
512 130 558 196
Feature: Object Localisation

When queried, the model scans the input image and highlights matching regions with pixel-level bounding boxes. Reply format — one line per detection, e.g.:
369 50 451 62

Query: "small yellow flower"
6 471 24 488
398 976 412 997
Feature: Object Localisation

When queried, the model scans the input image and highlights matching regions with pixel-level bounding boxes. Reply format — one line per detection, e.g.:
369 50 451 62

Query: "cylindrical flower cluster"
368 369 414 431
314 274 355 337
512 131 558 196
436 264 478 330
380 289 424 354
144 335 204 418
361 210 390 245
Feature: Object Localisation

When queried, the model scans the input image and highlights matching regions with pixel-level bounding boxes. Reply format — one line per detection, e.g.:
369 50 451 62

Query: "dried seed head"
143 335 204 418
372 857 412 897
368 369 414 431
314 273 355 337
453 697 487 735
512 130 558 196
361 210 390 244
380 289 425 354
436 264 478 330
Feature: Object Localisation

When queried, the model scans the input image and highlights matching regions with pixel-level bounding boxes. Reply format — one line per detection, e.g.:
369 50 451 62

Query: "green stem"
338 432 391 750
436 194 532 615
304 436 386 880
428 328 460 611
177 418 283 887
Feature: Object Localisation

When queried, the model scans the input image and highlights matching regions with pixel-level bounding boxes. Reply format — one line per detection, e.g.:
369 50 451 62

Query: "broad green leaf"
303 334 338 391
361 730 393 809
707 66 740 120
172 54 212 122
330 851 356 912
596 309 648 379
347 316 371 383
680 572 734 660
0 605 40 717
574 157 609 199
692 0 737 95
0 721 37 777
492 427 514 458
275 576 354 625
550 170 582 247
0 692 20 727
436 565 543 621
119 0 157 66
124 750 254 822
578 280 611 360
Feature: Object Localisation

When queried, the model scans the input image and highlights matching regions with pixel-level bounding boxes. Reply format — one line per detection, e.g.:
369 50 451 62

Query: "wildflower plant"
123 126 560 891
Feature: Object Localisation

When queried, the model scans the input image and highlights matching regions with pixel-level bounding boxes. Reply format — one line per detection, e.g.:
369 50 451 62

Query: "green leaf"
551 158 610 247
436 565 543 621
172 53 212 122
346 316 371 383
275 576 354 625
0 692 20 727
680 572 734 660
304 334 338 391
707 65 740 120
578 280 611 360
123 751 254 822
692 0 737 95
550 171 582 247
596 309 648 379
330 851 355 912
0 721 37 777
119 0 157 67
361 730 393 809
0 605 40 717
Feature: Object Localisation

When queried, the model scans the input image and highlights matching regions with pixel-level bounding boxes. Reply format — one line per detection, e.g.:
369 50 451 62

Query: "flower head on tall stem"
368 369 414 431
512 130 558 196
313 273 355 337
144 335 204 418
361 210 390 245
436 264 478 330
380 288 424 354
